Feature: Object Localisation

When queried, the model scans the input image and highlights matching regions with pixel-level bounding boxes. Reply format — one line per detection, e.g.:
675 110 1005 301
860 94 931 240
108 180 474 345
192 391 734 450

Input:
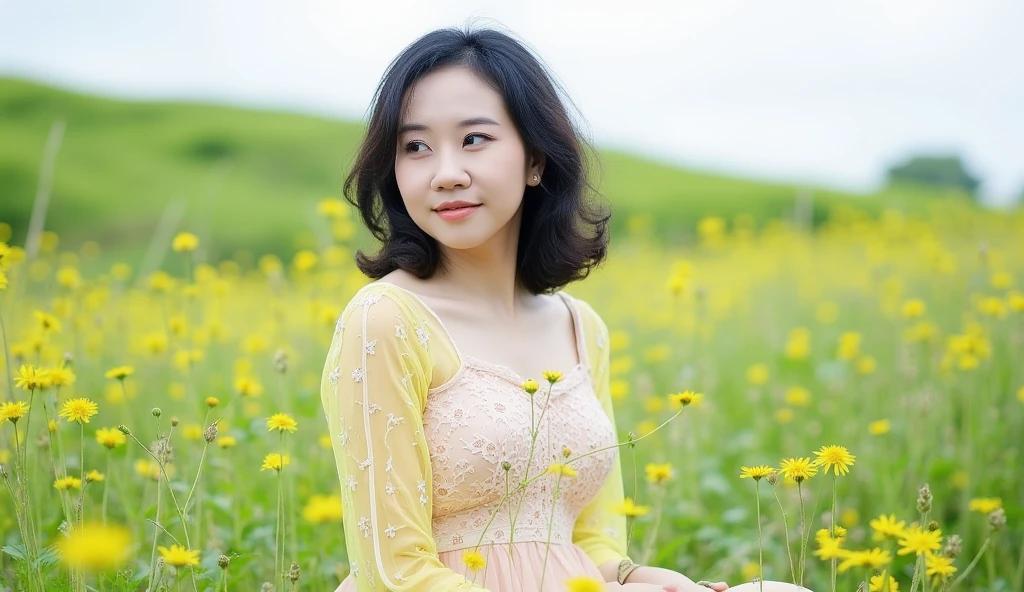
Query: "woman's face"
394 66 543 252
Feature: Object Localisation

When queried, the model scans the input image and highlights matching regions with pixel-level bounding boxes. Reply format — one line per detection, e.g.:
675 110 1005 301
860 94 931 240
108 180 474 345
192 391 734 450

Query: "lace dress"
320 282 632 591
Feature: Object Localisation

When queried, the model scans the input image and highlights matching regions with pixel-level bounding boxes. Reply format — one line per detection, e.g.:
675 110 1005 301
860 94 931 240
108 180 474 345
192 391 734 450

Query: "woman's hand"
621 566 729 591
604 583 694 591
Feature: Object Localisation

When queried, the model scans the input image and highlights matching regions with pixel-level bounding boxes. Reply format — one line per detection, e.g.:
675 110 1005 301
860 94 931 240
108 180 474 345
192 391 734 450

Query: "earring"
533 174 539 182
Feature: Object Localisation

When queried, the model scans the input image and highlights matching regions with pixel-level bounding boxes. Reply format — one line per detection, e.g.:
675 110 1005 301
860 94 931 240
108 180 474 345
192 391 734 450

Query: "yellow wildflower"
669 390 701 407
0 401 30 424
14 364 50 391
925 552 957 582
644 463 673 484
546 463 577 478
778 457 817 483
812 445 856 476
218 436 237 449
784 386 810 406
54 476 82 490
746 364 769 386
34 310 61 333
235 377 263 397
205 396 220 408
837 548 892 573
968 498 1001 514
302 494 344 524
869 514 906 541
611 497 650 517
902 299 926 319
462 550 486 571
158 544 200 567
95 427 126 449
59 398 99 424
868 419 891 435
739 466 775 481
104 366 134 381
869 572 899 592
57 522 132 572
261 453 290 472
85 469 104 483
565 576 604 592
542 370 562 384
171 232 199 252
316 198 347 218
267 413 298 433
897 524 942 556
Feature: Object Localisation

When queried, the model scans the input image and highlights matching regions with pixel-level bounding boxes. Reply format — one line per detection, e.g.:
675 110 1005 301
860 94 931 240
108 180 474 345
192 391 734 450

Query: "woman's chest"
421 367 617 516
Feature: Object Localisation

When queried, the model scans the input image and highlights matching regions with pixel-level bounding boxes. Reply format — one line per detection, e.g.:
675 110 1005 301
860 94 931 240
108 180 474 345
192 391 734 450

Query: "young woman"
321 26 805 592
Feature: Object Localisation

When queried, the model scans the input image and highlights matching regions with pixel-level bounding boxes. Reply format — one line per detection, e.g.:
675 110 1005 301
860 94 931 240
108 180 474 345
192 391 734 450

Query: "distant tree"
886 154 981 198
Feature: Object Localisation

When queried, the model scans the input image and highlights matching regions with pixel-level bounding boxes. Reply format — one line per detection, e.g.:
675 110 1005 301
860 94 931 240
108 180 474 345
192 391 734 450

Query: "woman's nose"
431 152 471 191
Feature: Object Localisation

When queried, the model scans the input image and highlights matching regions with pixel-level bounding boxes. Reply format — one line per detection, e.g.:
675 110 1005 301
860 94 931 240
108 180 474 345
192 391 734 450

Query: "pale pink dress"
320 282 631 591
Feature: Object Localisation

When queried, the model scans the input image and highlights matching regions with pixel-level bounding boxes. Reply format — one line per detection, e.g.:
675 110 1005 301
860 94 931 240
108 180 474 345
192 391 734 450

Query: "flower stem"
830 474 837 592
756 482 764 592
949 536 990 589
797 481 807 588
770 483 798 584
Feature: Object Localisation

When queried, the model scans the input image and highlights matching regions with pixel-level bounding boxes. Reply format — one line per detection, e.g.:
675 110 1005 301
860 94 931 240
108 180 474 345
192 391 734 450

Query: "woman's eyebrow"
398 117 500 135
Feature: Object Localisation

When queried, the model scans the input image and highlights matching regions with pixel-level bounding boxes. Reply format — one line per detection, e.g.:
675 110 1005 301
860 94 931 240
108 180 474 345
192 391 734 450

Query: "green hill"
0 77 959 260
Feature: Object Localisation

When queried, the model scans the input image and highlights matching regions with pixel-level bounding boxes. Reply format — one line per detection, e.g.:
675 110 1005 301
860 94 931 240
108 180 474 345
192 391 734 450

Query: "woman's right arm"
326 290 492 591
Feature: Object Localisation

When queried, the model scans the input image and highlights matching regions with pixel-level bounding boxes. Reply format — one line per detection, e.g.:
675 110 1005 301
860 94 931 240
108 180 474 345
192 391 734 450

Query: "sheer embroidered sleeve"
321 287 493 591
569 297 632 568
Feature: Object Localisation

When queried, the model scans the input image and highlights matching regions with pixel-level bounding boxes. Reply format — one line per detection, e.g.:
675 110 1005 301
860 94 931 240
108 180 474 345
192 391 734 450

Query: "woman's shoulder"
557 290 609 349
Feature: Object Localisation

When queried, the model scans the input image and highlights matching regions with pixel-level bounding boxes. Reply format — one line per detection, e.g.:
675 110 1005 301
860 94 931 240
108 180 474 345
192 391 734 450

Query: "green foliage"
885 154 981 198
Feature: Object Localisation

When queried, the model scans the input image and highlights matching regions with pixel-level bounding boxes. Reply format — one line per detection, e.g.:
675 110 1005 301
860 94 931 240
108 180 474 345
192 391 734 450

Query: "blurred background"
1 2 1023 591
2 0 1022 261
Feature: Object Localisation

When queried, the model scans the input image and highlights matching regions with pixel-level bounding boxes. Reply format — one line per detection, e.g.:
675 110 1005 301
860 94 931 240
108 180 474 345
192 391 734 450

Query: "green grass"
0 77 974 260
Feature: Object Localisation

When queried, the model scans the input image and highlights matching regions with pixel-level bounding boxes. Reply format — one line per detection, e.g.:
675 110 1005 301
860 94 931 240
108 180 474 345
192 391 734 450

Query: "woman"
321 26 805 592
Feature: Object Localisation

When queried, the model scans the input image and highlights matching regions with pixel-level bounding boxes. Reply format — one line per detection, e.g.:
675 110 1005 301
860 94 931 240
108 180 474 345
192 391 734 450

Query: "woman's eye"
405 141 428 153
464 134 491 147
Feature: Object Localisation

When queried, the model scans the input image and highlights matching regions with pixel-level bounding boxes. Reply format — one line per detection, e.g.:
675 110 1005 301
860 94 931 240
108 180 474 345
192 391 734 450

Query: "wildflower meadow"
0 195 1022 592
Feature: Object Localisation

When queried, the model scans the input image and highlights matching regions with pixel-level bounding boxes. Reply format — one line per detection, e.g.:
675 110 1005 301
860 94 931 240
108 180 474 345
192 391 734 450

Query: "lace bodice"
321 282 629 591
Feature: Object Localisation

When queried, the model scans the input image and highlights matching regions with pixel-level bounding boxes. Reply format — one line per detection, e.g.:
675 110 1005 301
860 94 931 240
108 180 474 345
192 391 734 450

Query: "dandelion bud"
288 561 300 584
521 380 539 395
206 396 220 408
501 461 512 472
927 520 940 531
562 447 572 458
156 557 165 570
273 349 288 374
204 423 219 444
766 471 779 486
152 408 162 417
218 554 231 569
170 416 179 427
988 508 1006 532
917 483 933 513
943 534 963 558
117 424 130 435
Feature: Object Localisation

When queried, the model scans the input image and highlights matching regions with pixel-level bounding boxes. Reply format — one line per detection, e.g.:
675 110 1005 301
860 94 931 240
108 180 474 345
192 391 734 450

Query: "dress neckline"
369 281 590 390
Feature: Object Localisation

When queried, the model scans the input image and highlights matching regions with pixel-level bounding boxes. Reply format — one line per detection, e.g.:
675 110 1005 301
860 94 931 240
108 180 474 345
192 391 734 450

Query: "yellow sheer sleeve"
321 285 493 591
568 295 633 568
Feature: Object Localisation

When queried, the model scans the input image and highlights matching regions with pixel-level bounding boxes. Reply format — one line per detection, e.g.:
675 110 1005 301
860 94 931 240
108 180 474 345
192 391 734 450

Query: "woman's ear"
527 151 546 186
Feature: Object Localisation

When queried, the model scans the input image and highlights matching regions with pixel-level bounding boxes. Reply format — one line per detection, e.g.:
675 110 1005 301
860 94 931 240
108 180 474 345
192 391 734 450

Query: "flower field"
0 197 1021 591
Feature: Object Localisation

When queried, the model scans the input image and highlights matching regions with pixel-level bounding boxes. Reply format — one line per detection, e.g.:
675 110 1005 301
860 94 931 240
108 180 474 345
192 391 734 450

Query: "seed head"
273 349 288 374
943 534 963 558
204 422 219 444
117 424 130 435
917 483 933 513
766 471 779 486
927 520 940 531
218 554 230 569
988 508 1006 532
152 408 162 418
287 561 300 584
501 461 511 472
170 416 179 427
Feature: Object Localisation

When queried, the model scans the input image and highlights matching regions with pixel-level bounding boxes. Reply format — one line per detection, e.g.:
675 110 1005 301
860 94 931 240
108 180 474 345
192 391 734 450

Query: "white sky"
2 0 1022 204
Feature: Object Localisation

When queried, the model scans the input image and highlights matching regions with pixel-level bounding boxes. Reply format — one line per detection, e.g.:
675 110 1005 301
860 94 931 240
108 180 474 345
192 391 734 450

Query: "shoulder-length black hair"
344 26 611 295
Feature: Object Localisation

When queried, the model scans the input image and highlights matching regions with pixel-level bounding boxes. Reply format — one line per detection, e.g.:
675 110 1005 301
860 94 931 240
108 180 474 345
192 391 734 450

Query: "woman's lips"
435 204 481 221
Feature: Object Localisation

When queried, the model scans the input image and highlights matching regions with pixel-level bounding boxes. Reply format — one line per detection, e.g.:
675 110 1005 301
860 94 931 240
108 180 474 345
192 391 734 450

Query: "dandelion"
171 232 199 252
235 377 264 397
968 497 1001 514
104 366 134 381
218 436 237 449
837 548 892 573
897 524 942 556
302 494 344 524
0 401 29 424
778 457 817 482
542 370 562 384
158 544 201 567
784 386 810 406
669 390 701 406
521 379 539 394
925 552 957 582
870 514 906 541
317 198 347 218
14 364 50 391
461 549 485 571
48 366 76 387
812 445 856 476
746 364 769 386
59 398 98 424
812 534 847 560
85 469 104 483
902 299 926 318
35 310 61 333
546 463 577 478
645 463 673 484
869 572 899 592
57 522 132 572
565 576 604 592
611 497 650 517
267 413 298 433
868 419 891 435
739 465 775 481
261 453 290 472
205 396 220 408
54 476 82 490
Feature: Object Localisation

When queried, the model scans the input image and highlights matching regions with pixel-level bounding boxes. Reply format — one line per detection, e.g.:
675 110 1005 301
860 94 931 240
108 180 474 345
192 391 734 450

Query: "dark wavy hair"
344 26 611 295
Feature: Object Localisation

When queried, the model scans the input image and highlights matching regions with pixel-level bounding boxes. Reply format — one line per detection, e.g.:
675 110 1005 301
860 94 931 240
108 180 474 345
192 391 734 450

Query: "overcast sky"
2 0 1022 204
